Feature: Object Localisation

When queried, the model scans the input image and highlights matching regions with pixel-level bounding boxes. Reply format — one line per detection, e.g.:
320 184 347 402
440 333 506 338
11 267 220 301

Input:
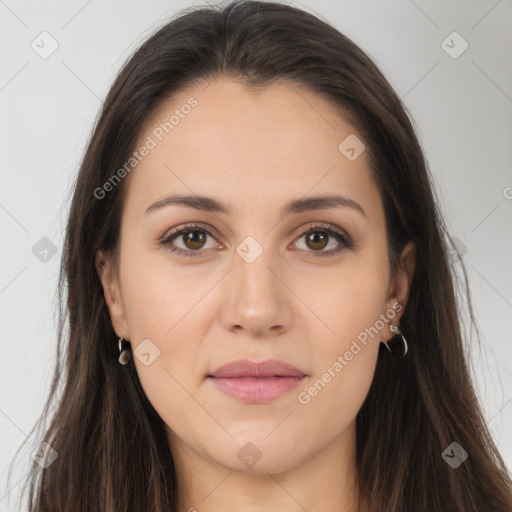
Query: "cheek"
293 259 387 408
119 247 197 339
294 286 383 438
118 250 211 404
303 258 389 352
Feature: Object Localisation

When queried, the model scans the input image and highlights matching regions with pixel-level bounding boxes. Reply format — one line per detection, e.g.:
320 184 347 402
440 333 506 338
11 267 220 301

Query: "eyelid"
291 222 353 256
160 222 224 245
159 221 353 257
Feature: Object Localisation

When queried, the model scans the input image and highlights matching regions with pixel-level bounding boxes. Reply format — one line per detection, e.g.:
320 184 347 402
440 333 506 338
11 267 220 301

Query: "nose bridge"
233 233 281 301
222 231 294 333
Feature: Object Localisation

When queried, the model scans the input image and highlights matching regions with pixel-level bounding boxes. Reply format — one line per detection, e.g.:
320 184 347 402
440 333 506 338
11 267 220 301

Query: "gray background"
1 0 511 509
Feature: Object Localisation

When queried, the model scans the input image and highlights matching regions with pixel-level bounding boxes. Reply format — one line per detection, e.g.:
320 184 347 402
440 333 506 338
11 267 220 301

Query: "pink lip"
207 359 307 403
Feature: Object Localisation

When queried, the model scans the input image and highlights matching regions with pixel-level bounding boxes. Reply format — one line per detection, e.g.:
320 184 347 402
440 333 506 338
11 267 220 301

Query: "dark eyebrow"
145 194 367 218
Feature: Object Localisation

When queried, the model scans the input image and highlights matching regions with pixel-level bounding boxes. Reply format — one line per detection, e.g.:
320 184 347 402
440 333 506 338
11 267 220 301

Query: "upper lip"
208 359 307 378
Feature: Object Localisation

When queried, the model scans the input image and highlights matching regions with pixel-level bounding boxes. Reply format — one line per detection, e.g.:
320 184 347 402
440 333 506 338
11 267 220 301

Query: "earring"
382 323 408 358
118 337 131 365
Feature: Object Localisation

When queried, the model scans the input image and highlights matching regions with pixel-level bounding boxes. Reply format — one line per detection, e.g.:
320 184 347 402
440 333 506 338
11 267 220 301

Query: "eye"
159 223 220 257
159 222 353 257
291 222 352 257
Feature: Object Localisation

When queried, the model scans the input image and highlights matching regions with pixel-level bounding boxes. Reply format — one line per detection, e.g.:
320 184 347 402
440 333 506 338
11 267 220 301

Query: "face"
96 77 415 475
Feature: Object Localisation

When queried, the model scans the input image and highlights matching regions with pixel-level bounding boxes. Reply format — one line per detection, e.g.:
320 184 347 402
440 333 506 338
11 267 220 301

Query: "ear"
383 240 416 336
95 250 131 340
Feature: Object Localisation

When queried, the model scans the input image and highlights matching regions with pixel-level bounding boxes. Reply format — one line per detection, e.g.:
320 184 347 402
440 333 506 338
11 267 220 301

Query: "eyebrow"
145 193 367 218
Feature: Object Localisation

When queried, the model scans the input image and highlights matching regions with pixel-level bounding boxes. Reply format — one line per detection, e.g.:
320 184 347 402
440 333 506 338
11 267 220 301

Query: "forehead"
122 77 381 220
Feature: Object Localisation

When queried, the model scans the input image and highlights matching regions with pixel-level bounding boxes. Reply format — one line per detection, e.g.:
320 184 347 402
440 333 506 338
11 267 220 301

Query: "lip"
209 359 306 378
207 359 307 403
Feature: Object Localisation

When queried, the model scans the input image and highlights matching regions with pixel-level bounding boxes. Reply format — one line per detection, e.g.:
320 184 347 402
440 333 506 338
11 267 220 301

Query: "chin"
205 435 309 475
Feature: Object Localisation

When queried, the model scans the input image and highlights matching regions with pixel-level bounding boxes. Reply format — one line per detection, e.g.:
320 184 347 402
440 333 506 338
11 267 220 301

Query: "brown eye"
304 231 329 251
180 230 207 250
160 222 352 258
160 224 219 257
293 223 352 257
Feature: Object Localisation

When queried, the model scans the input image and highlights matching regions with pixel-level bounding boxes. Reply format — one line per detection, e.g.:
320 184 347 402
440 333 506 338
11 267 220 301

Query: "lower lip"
209 376 306 403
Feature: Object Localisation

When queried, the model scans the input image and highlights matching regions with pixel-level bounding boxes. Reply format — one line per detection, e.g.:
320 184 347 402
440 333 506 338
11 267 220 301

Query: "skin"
96 77 415 512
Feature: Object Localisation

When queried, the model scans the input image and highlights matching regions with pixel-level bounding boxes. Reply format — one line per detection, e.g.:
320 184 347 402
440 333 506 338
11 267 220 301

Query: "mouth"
207 359 307 403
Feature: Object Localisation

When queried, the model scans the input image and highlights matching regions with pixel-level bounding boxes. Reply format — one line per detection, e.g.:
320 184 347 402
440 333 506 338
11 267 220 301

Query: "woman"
8 1 512 510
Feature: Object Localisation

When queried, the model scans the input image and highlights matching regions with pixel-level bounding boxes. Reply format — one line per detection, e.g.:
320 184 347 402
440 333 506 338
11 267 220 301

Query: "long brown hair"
7 1 512 510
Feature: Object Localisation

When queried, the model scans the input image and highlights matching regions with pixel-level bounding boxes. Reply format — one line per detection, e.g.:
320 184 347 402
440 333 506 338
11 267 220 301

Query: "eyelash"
159 222 353 258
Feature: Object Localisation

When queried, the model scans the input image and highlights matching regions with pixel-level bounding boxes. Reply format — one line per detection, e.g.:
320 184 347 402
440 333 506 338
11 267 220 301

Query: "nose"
219 242 295 338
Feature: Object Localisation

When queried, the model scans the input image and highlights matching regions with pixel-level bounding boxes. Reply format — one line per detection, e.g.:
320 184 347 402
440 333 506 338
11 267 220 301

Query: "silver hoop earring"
381 324 408 358
118 337 131 365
